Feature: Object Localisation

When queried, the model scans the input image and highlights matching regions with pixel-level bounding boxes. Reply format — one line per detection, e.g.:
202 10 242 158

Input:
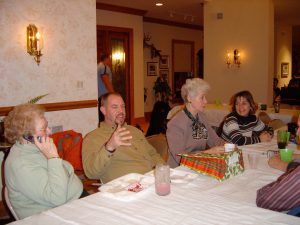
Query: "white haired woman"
166 78 225 168
4 104 84 219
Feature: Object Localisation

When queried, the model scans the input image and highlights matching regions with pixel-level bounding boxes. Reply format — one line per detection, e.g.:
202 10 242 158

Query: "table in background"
10 145 300 224
167 104 300 128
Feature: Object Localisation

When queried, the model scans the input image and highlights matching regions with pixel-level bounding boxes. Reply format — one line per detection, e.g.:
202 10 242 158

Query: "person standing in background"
97 52 114 124
97 52 114 97
273 78 281 102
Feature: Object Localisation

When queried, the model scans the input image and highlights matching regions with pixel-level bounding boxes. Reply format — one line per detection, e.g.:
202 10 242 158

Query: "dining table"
167 103 300 128
9 138 300 225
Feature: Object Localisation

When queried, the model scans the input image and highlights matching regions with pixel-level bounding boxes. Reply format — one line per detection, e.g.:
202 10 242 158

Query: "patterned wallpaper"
0 0 98 136
0 0 98 199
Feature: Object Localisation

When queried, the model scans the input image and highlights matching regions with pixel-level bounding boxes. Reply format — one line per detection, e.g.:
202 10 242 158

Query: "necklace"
183 107 208 140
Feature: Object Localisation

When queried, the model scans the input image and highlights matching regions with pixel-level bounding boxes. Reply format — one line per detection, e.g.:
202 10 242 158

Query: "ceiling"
96 0 300 26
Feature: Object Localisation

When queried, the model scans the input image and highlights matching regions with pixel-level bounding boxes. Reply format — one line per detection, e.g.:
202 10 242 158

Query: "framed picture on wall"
159 55 169 69
147 62 158 76
281 62 289 78
159 70 169 80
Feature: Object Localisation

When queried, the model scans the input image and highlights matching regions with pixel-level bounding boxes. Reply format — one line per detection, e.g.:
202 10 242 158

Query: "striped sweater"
221 112 273 146
256 163 300 212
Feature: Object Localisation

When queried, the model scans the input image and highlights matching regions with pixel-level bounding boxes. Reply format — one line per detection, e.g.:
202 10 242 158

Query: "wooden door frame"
171 39 195 102
171 39 195 103
97 25 134 124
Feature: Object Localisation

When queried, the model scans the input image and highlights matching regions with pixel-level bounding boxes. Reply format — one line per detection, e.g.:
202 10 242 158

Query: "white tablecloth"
10 143 300 225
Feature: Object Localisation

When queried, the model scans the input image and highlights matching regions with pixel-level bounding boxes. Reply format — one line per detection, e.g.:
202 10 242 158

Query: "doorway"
97 25 133 123
172 40 195 103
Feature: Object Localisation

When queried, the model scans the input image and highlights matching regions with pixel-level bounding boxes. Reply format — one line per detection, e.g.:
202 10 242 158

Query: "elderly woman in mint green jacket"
4 104 84 219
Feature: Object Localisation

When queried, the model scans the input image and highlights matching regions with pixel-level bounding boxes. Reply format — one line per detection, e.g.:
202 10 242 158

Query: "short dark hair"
230 90 257 115
100 92 122 107
100 52 109 62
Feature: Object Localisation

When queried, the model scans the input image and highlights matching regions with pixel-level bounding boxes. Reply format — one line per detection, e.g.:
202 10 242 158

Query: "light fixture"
112 51 124 65
225 49 241 68
155 2 163 6
226 51 231 68
233 49 241 67
27 24 43 65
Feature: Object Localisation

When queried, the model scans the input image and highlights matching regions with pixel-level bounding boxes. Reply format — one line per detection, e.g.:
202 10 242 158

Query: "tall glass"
277 130 290 149
155 163 170 196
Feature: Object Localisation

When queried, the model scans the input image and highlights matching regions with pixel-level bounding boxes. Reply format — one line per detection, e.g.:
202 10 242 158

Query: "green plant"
27 94 49 104
153 77 171 102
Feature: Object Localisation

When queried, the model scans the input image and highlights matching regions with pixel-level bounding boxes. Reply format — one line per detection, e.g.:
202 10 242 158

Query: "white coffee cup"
224 143 235 152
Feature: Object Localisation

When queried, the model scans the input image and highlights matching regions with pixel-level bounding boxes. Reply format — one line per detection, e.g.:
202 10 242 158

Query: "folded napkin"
99 173 154 201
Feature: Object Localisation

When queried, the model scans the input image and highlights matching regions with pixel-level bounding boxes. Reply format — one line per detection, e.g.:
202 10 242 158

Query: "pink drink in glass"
155 163 171 196
155 182 170 196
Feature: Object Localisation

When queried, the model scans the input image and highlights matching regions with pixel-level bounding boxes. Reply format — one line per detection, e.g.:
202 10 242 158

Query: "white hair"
181 78 210 103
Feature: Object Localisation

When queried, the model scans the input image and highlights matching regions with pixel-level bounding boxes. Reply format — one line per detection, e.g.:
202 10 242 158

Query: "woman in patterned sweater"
221 90 273 145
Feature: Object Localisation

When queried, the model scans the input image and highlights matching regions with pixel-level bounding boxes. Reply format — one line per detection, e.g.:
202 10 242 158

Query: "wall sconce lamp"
112 51 125 65
112 52 122 64
226 51 231 68
226 49 241 68
27 24 43 65
233 49 241 67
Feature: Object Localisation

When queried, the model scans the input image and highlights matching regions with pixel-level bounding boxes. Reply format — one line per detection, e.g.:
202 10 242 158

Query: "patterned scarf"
183 107 208 140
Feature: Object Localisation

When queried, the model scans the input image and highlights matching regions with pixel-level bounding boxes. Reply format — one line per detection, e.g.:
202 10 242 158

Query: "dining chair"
146 133 168 161
268 119 286 130
4 186 19 220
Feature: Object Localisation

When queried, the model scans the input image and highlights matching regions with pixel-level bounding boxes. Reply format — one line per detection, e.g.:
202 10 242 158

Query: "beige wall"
143 22 203 112
96 9 144 118
0 0 98 135
204 0 274 106
0 0 97 199
275 23 292 88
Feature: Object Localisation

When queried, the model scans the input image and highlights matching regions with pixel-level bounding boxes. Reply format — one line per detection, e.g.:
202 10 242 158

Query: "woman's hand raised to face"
204 146 225 154
34 135 59 159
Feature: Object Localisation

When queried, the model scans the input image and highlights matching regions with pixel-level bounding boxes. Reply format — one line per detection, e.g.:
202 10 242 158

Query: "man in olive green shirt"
82 92 164 183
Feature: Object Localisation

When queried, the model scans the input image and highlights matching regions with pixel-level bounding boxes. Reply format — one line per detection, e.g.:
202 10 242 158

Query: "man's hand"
105 123 133 151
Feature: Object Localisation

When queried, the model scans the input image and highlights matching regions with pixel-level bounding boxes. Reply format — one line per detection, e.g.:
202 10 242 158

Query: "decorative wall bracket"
143 33 161 59
27 24 43 65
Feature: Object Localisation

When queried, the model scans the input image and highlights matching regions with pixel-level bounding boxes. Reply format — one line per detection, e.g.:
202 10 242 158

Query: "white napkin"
99 173 154 201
